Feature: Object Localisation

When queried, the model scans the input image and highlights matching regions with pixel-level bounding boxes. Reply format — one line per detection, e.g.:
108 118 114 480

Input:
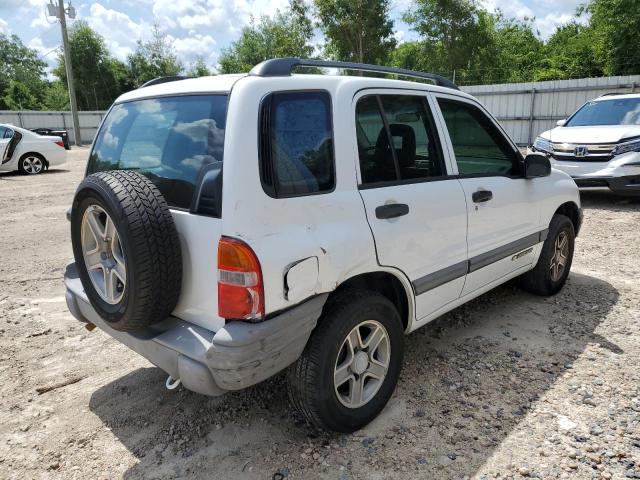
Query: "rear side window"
437 98 519 176
260 91 335 197
88 95 228 209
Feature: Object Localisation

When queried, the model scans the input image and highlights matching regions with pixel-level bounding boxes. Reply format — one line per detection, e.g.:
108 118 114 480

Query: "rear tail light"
218 236 264 321
55 140 64 148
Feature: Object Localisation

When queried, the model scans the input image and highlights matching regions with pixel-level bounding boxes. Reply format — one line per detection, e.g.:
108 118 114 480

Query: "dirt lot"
0 148 639 480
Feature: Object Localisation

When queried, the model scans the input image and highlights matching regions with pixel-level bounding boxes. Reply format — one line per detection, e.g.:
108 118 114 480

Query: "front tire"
288 289 404 432
519 214 575 296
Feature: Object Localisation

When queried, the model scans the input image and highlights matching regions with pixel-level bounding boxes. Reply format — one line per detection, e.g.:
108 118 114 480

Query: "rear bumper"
47 148 67 167
573 174 640 195
64 262 327 396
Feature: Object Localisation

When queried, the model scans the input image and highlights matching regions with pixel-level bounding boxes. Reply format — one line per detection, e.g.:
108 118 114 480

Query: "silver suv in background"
532 93 640 196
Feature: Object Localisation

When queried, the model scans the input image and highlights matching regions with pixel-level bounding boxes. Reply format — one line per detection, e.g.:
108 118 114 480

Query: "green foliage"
586 0 640 75
487 16 545 83
42 81 71 110
0 34 48 109
187 57 213 77
127 23 183 86
403 0 486 74
218 0 314 73
314 0 396 64
2 80 40 110
3 0 640 111
53 20 131 110
534 23 602 81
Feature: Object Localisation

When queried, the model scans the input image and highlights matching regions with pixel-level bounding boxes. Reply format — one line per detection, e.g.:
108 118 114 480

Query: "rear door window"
88 95 227 209
356 94 445 185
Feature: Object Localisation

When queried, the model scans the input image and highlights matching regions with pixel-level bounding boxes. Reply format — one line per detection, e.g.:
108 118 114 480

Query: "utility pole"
49 0 81 146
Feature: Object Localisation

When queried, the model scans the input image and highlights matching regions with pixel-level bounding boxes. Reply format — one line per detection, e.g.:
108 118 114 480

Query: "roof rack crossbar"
140 76 189 88
249 58 459 90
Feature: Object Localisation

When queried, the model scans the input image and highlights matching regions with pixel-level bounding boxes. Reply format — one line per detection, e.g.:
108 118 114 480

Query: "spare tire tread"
72 170 182 331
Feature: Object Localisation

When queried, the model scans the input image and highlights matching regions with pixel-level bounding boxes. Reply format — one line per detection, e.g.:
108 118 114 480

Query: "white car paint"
532 94 640 193
0 123 67 174
87 72 580 335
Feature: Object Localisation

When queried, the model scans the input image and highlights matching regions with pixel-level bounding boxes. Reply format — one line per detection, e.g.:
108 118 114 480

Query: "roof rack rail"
140 76 189 88
249 58 459 90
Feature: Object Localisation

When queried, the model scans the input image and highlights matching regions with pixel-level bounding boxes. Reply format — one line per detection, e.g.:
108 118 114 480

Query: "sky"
0 0 586 75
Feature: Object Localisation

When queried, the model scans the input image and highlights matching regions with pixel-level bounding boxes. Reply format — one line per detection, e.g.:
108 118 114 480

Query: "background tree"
127 23 182 86
485 16 544 84
314 0 396 64
0 34 47 109
53 21 130 110
585 0 640 75
187 57 212 77
218 0 314 73
42 81 71 110
1 80 40 110
534 23 602 81
402 0 492 79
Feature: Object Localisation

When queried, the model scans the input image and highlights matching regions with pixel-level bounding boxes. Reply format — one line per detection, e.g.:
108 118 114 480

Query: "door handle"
375 203 409 219
472 190 493 203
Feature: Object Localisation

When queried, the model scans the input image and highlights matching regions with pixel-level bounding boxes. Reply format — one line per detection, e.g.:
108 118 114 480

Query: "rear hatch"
87 92 228 332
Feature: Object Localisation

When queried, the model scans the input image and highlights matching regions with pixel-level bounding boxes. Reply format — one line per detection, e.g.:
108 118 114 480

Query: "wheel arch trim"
331 267 416 333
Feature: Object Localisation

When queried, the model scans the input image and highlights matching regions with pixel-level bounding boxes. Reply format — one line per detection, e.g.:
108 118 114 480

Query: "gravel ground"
0 148 639 480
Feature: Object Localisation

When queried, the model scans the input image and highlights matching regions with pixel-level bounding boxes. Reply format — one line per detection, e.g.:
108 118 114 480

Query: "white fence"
461 75 640 145
0 110 105 145
2 74 639 147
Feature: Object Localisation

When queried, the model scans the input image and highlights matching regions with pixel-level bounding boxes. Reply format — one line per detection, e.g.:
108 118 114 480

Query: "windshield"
566 98 640 127
88 94 227 209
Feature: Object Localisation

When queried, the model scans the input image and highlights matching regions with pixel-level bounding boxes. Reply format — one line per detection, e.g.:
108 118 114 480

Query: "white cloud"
480 0 584 39
171 33 218 64
84 3 145 60
0 18 9 35
535 12 585 38
481 0 535 20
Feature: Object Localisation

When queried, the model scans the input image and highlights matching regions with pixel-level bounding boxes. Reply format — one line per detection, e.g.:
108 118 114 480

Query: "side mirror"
556 119 567 127
524 153 551 178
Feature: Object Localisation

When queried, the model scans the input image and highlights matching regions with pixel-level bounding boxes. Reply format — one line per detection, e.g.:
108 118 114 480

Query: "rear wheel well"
554 201 581 235
331 272 410 331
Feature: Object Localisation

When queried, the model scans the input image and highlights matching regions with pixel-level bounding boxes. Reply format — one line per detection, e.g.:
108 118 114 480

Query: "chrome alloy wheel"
550 231 569 282
334 320 391 408
22 156 43 174
81 205 126 304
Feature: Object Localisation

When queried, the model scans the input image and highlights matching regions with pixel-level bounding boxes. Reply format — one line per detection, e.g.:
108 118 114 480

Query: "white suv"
64 58 582 432
532 93 640 195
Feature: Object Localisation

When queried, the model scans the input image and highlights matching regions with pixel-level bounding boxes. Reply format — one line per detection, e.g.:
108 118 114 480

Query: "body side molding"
411 229 548 295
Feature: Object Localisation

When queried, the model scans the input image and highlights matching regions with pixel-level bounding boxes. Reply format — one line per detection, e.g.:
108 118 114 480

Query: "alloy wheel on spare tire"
70 170 182 331
288 289 404 432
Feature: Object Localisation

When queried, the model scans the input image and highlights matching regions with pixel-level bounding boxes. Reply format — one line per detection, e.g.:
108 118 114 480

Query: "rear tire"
18 153 45 175
288 289 404 432
519 214 575 296
71 171 182 331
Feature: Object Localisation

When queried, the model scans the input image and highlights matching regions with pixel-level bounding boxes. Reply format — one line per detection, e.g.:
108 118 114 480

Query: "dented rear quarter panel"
221 76 414 318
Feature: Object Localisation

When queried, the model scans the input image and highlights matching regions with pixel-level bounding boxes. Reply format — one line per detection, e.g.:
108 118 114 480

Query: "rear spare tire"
71 171 182 331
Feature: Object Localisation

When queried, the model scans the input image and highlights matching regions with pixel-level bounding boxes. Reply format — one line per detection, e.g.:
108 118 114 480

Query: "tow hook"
165 376 181 390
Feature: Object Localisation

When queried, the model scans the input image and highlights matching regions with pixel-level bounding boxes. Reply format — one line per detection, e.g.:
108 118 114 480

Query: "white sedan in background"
0 123 67 175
